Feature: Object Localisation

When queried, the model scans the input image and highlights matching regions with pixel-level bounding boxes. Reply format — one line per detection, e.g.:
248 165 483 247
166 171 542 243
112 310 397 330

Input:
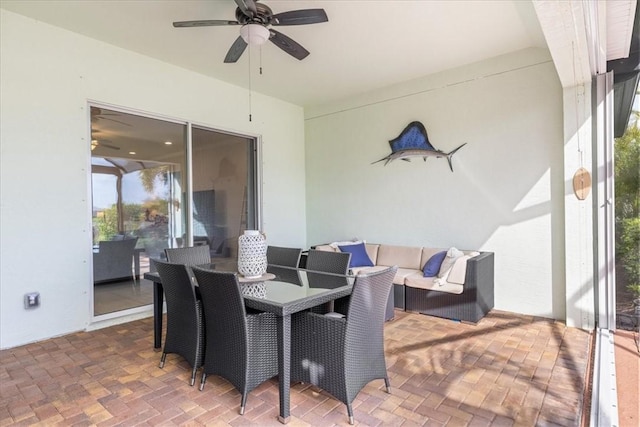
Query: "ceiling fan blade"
224 36 248 63
101 117 132 127
268 29 309 60
93 140 120 151
173 20 239 27
272 9 328 26
101 142 121 151
234 0 257 18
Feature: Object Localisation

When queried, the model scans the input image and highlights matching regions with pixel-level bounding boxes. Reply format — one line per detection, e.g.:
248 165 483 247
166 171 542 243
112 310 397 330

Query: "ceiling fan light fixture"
240 24 270 45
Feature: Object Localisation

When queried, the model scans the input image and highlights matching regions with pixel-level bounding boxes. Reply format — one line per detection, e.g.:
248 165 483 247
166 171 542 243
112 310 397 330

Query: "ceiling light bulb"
164 141 173 145
240 24 270 46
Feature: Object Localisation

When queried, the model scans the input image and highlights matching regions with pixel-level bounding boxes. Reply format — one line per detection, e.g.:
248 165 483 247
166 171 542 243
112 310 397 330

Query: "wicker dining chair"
305 249 351 274
290 266 398 425
154 260 205 386
266 245 302 268
165 245 211 265
191 268 278 415
305 249 352 312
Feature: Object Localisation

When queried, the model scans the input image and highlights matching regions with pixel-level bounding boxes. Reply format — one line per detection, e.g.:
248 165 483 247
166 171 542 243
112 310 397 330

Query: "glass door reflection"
91 106 185 316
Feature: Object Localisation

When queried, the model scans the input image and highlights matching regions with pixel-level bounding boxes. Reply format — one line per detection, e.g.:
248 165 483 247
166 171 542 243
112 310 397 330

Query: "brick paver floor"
1 310 592 426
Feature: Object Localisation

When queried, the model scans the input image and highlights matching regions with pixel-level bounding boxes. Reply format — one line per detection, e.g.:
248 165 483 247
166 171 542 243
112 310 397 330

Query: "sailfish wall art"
372 121 466 171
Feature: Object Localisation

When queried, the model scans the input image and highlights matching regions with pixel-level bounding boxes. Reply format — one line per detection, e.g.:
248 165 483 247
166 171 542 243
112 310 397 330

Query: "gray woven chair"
266 245 302 268
192 268 278 415
93 237 138 283
305 249 351 274
165 245 211 265
306 249 351 312
154 260 205 386
291 266 397 425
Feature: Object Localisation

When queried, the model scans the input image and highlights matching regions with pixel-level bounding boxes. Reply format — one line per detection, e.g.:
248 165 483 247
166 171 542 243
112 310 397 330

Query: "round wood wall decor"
573 167 591 200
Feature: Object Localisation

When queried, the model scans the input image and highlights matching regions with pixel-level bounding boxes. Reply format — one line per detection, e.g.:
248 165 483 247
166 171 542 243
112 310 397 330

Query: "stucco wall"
304 48 566 320
0 10 307 349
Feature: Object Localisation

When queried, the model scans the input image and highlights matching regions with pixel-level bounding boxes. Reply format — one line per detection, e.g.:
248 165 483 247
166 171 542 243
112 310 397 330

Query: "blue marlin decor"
372 121 466 171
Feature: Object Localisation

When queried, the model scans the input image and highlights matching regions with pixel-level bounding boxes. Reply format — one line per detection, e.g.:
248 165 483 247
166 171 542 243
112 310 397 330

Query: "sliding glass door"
90 105 258 317
188 126 258 262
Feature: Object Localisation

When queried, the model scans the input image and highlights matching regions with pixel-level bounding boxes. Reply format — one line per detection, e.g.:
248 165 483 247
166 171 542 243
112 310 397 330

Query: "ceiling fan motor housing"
235 3 273 25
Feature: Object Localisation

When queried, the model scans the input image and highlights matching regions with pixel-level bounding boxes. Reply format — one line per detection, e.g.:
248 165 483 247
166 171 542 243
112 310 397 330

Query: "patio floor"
1 310 593 426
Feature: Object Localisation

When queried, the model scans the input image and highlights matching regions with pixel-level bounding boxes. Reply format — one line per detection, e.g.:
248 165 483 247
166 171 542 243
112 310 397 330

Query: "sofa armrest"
465 251 495 313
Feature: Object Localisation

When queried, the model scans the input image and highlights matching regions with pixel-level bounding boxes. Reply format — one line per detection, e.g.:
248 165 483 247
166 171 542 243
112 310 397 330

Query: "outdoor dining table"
143 263 354 424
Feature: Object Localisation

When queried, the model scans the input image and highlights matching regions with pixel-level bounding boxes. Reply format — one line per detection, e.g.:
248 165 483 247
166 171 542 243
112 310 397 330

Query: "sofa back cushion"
364 243 380 264
314 244 337 252
377 245 422 269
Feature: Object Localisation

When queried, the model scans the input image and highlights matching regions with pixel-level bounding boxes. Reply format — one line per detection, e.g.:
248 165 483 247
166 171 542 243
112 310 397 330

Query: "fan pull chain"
260 46 263 75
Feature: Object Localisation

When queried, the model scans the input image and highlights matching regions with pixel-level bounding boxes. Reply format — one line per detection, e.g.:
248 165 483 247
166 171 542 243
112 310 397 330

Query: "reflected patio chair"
154 260 205 386
165 245 211 266
266 265 302 286
93 237 138 284
291 266 397 425
266 245 302 268
192 267 278 415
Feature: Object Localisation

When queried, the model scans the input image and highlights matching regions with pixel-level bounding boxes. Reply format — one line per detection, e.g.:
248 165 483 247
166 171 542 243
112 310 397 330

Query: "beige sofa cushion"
376 245 422 270
364 244 380 265
394 267 420 285
314 244 337 252
351 265 415 285
351 265 387 276
405 272 464 294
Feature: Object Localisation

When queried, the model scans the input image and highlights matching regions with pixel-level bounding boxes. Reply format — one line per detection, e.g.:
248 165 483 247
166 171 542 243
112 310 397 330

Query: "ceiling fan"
91 139 120 151
90 106 131 127
173 0 328 63
90 128 120 151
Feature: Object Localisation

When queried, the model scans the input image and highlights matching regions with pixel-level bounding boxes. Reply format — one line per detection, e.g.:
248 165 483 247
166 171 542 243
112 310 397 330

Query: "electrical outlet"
24 292 40 309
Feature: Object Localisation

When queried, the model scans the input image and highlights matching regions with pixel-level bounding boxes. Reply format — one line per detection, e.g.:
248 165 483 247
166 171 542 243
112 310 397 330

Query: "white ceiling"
1 0 549 108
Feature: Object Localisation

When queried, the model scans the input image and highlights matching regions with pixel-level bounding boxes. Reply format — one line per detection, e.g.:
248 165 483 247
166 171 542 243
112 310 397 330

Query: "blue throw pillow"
338 242 374 268
423 251 447 277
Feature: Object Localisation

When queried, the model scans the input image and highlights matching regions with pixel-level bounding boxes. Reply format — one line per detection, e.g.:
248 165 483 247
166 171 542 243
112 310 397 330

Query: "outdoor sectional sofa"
314 242 494 323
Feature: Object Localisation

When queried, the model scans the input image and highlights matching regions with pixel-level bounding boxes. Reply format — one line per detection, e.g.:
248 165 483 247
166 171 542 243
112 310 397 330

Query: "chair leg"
239 393 248 415
347 404 354 425
384 377 391 393
190 367 198 386
159 352 167 368
130 273 138 293
199 373 207 391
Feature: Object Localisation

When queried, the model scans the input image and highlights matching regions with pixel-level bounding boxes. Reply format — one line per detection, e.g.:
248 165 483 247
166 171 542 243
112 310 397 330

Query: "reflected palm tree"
139 165 171 193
